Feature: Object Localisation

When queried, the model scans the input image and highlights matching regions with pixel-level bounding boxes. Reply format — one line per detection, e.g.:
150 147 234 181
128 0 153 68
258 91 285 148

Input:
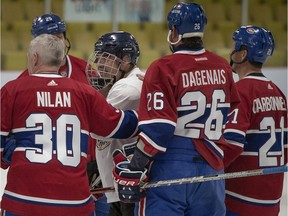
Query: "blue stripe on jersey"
1 135 8 150
178 106 230 127
111 110 138 139
3 193 93 207
10 130 89 154
139 122 175 150
223 131 247 146
245 131 283 152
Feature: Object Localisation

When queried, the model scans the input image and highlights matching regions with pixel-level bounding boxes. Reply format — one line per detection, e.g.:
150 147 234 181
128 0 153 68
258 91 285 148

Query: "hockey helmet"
167 2 207 40
31 13 66 38
232 25 274 64
95 31 140 66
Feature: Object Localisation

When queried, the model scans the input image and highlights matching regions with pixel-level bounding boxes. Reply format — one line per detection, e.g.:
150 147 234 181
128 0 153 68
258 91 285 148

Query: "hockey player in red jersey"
3 13 109 215
0 34 138 216
112 2 240 216
17 13 88 83
224 26 288 216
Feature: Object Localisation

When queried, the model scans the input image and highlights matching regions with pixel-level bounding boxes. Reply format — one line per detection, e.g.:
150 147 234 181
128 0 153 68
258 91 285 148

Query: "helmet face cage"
167 2 207 38
86 51 122 90
233 26 274 64
31 13 66 38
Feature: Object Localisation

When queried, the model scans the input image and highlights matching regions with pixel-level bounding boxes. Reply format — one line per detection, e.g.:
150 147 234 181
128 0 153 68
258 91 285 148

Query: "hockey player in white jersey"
86 31 144 216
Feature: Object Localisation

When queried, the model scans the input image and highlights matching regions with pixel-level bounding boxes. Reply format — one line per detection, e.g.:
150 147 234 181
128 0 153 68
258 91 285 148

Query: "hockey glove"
2 136 16 165
113 160 148 203
122 142 137 160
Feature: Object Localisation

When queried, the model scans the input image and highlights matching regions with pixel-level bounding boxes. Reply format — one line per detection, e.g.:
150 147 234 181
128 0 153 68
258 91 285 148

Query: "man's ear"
171 25 179 41
122 54 131 63
33 52 39 66
241 50 248 61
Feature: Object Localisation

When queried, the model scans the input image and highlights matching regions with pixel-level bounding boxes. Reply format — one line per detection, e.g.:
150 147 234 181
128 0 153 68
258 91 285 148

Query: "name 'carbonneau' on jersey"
0 74 138 216
224 75 288 214
137 49 240 171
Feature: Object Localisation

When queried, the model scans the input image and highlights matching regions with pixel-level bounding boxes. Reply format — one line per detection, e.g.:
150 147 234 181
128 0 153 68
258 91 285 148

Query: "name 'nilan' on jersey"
137 49 240 171
224 74 288 214
0 74 138 216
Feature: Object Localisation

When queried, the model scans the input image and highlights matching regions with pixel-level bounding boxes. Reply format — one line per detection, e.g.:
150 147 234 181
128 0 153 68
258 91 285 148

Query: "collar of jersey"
174 49 205 55
31 74 63 78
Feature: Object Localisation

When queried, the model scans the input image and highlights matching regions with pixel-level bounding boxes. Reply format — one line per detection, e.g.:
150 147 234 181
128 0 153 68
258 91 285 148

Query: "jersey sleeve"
137 61 177 157
88 89 138 140
223 83 249 167
1 84 14 169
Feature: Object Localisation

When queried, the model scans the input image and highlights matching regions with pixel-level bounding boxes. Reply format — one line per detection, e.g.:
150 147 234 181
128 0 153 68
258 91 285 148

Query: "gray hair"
28 34 65 67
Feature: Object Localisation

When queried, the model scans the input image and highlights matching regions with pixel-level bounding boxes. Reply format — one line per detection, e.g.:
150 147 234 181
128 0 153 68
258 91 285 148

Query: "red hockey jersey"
0 74 138 216
137 49 240 170
17 54 97 161
224 74 288 216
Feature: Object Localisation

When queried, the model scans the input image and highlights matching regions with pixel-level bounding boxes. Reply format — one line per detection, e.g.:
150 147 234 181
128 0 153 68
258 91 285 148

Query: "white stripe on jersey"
4 189 92 205
139 118 177 127
247 128 283 134
13 147 88 158
224 128 246 136
241 151 283 156
139 132 166 153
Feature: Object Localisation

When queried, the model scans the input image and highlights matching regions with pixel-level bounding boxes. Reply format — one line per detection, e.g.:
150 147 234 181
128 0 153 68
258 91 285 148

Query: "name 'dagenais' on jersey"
182 69 226 87
37 91 71 107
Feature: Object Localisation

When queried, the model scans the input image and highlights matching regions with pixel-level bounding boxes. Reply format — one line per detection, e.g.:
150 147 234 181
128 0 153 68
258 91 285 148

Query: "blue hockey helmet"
31 13 66 38
232 25 274 64
94 31 140 66
167 2 207 39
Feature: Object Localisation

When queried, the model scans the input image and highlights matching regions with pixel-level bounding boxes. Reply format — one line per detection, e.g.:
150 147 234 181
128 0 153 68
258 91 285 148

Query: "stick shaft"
142 166 288 189
90 187 114 194
90 165 288 194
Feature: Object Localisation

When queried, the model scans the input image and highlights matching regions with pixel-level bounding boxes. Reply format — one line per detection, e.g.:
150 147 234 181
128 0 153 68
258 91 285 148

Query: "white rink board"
1 69 287 215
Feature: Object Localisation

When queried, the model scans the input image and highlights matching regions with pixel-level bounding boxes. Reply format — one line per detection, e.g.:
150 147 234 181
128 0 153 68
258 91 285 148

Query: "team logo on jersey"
47 80 58 86
60 71 68 77
96 139 111 150
246 27 258 34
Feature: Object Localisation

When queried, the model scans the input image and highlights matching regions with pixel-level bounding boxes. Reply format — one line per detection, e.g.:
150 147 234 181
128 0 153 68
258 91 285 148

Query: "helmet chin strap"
167 30 183 52
66 38 71 55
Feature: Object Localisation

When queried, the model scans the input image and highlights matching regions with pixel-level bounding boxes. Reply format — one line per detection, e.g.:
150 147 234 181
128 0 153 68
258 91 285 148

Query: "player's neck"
34 66 60 75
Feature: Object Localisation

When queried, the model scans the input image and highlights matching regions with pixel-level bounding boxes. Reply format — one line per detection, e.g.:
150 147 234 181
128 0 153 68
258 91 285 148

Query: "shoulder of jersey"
68 54 87 65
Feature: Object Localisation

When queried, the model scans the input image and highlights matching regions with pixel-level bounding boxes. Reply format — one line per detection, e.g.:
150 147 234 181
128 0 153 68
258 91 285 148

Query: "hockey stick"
90 186 115 194
90 165 288 194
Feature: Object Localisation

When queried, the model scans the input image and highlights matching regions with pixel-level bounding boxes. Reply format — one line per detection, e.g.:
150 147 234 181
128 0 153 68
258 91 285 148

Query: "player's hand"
136 74 145 81
2 136 16 165
112 159 148 203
